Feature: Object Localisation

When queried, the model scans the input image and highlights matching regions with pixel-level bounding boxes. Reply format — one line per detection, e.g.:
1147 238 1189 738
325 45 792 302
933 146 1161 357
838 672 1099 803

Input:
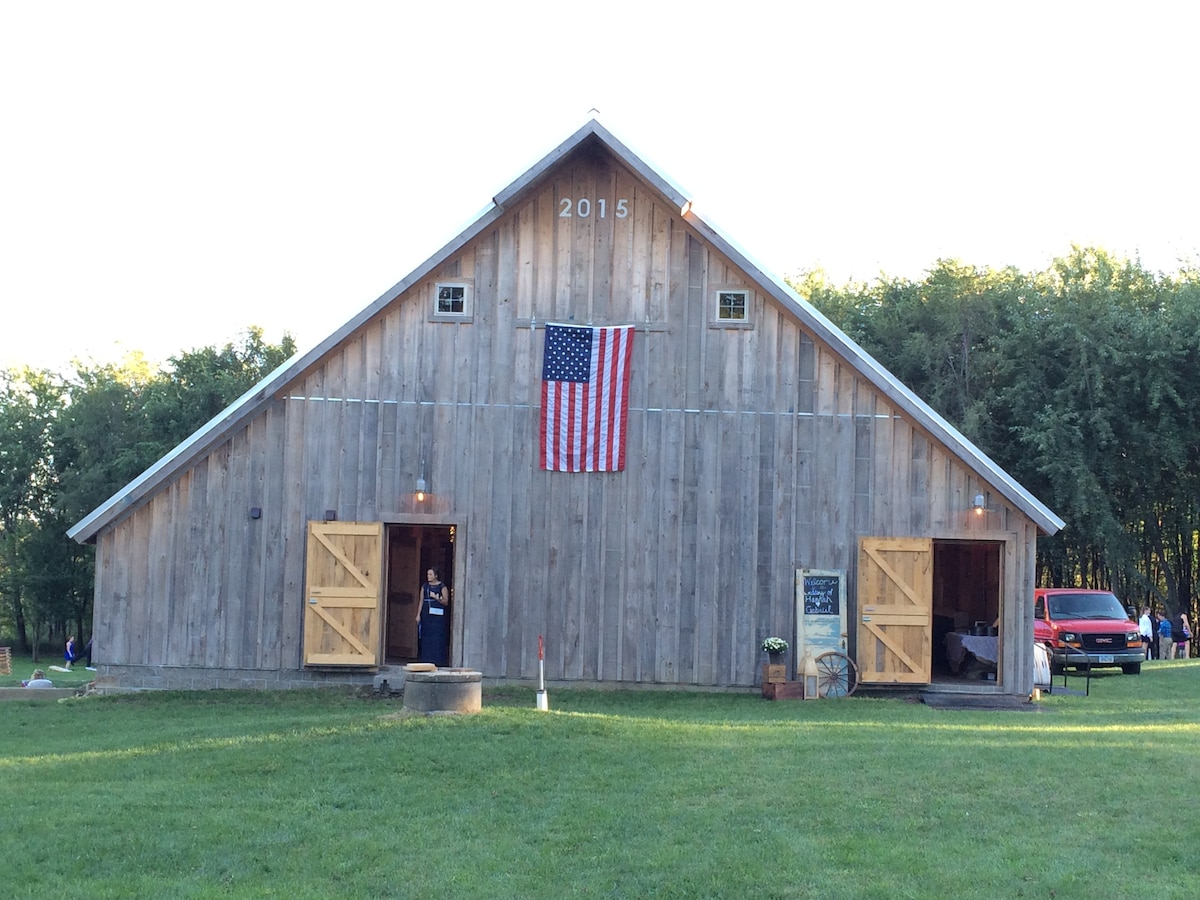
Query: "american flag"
540 323 635 472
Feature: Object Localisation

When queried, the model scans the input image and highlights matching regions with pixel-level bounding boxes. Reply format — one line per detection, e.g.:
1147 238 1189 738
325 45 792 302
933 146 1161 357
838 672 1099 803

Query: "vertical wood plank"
507 405 535 677
655 410 684 684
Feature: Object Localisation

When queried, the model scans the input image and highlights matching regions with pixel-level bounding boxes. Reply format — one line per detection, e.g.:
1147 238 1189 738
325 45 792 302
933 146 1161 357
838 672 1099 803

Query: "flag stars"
543 326 593 382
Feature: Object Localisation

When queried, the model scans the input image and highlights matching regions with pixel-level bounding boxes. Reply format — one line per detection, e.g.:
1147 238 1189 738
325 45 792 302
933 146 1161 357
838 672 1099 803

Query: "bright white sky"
3 2 1197 372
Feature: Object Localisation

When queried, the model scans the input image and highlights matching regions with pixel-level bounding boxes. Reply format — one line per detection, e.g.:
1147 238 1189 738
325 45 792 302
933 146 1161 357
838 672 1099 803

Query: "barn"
69 119 1063 696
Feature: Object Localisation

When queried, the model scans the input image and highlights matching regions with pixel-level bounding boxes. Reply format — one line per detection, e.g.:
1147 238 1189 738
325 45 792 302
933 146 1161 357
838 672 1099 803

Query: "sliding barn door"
856 537 933 684
303 521 384 667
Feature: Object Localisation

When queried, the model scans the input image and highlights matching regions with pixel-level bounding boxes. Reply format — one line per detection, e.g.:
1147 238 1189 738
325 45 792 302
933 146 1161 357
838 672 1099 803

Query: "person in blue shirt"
1158 616 1174 660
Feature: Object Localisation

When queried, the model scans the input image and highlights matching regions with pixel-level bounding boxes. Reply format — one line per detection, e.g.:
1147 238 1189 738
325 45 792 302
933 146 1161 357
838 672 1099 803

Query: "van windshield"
1047 592 1128 621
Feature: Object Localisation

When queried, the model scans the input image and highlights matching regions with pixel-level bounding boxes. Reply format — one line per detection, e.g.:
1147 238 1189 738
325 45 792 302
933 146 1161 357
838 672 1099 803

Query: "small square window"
710 286 754 329
710 287 753 328
431 282 473 322
717 290 747 321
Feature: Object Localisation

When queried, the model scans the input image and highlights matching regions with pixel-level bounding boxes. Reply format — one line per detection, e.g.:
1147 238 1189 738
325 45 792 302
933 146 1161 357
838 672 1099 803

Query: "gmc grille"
1081 633 1129 651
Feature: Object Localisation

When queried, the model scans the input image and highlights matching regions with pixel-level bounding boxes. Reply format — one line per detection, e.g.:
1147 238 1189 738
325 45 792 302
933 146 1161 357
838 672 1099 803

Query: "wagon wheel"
814 651 859 698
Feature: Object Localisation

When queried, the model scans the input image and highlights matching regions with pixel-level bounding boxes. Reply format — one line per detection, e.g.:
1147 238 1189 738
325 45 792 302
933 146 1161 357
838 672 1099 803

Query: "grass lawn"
2 658 1197 899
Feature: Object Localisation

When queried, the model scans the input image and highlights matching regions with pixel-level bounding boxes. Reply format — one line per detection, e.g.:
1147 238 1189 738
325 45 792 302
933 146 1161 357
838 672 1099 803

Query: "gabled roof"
69 118 1064 543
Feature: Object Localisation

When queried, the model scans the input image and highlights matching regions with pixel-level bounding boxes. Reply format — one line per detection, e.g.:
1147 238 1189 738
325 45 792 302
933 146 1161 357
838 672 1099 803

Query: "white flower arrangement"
761 636 789 656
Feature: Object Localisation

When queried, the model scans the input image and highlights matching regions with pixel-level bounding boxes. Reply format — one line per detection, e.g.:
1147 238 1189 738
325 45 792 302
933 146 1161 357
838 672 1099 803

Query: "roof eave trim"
69 117 682 543
68 200 507 544
69 118 1064 542
682 208 1065 537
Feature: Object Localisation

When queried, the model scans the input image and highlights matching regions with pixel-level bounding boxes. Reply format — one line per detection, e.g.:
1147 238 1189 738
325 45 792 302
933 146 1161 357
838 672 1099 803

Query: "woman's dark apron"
418 582 450 666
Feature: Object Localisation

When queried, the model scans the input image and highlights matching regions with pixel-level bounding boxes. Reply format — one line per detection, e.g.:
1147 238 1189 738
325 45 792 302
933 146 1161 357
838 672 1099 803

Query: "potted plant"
761 636 789 660
760 637 789 688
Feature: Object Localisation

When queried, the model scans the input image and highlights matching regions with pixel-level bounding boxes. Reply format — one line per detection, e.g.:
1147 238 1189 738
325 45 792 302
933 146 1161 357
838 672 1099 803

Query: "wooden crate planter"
762 663 787 684
762 681 805 700
762 660 799 700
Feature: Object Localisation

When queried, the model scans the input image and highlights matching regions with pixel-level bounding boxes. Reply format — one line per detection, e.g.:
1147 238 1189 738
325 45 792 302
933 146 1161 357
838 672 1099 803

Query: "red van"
1033 588 1143 675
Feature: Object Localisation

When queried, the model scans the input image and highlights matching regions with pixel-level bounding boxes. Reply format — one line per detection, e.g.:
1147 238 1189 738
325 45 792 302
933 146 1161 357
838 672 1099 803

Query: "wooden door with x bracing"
856 537 933 684
303 521 384 667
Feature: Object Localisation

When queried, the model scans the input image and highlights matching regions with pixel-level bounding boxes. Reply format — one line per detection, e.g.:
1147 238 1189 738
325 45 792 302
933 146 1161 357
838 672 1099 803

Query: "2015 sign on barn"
559 197 629 218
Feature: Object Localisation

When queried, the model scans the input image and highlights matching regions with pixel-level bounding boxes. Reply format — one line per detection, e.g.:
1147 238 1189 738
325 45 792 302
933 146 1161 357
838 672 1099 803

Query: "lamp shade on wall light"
973 493 986 514
415 458 428 503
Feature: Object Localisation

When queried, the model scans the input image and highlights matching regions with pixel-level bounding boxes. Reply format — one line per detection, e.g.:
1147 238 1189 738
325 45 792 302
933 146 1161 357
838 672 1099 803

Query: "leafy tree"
52 353 159 526
55 328 296 524
1 328 295 652
795 248 1200 631
0 368 62 649
12 510 91 659
142 326 297 451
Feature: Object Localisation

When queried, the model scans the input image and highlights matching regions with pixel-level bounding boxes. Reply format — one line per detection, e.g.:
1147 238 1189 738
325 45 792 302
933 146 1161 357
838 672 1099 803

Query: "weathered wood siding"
92 142 1039 691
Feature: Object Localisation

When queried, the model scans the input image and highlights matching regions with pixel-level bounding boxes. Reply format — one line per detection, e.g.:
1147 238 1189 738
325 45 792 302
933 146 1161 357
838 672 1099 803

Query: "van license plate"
1097 654 1114 663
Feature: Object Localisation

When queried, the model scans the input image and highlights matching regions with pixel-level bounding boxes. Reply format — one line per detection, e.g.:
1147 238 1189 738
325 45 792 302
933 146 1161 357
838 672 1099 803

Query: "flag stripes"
540 323 635 472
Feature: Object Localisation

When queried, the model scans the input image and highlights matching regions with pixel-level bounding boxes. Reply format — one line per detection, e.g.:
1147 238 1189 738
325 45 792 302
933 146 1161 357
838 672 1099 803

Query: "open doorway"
384 524 455 665
931 540 1002 682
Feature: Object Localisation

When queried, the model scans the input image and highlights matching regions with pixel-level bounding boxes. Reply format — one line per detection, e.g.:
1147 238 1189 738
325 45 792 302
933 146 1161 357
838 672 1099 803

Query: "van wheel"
1121 663 1141 675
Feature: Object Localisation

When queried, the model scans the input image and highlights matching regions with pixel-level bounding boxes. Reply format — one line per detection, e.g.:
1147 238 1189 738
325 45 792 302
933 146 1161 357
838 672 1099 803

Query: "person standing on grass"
64 635 93 670
1174 613 1191 660
1159 616 1175 660
1139 607 1155 661
415 567 451 667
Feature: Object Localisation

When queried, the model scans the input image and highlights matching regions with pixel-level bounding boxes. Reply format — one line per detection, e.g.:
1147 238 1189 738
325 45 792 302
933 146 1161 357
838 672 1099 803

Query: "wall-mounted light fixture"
324 509 337 522
973 493 987 516
415 459 428 504
249 507 262 520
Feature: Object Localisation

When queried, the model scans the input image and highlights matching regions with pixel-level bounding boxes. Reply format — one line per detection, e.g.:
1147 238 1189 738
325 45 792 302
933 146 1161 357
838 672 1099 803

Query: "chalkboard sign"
802 572 842 616
796 568 848 660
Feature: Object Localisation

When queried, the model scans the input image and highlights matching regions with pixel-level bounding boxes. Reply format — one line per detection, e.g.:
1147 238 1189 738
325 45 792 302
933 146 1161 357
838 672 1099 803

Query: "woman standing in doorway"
415 567 451 667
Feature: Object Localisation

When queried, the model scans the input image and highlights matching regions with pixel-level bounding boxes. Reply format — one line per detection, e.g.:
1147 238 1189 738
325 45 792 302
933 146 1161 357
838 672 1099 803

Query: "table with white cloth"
945 631 999 674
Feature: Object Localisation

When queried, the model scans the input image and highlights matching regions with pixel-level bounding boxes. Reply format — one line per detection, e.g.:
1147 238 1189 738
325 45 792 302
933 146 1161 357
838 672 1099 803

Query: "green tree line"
0 328 295 657
795 246 1200 626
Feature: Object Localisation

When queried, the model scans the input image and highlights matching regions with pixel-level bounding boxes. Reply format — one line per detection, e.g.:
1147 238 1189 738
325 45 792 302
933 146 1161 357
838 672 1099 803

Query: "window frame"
710 285 753 329
430 280 474 323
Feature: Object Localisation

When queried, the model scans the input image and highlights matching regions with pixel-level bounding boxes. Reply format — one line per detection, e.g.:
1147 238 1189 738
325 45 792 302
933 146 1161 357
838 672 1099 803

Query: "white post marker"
536 634 549 711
